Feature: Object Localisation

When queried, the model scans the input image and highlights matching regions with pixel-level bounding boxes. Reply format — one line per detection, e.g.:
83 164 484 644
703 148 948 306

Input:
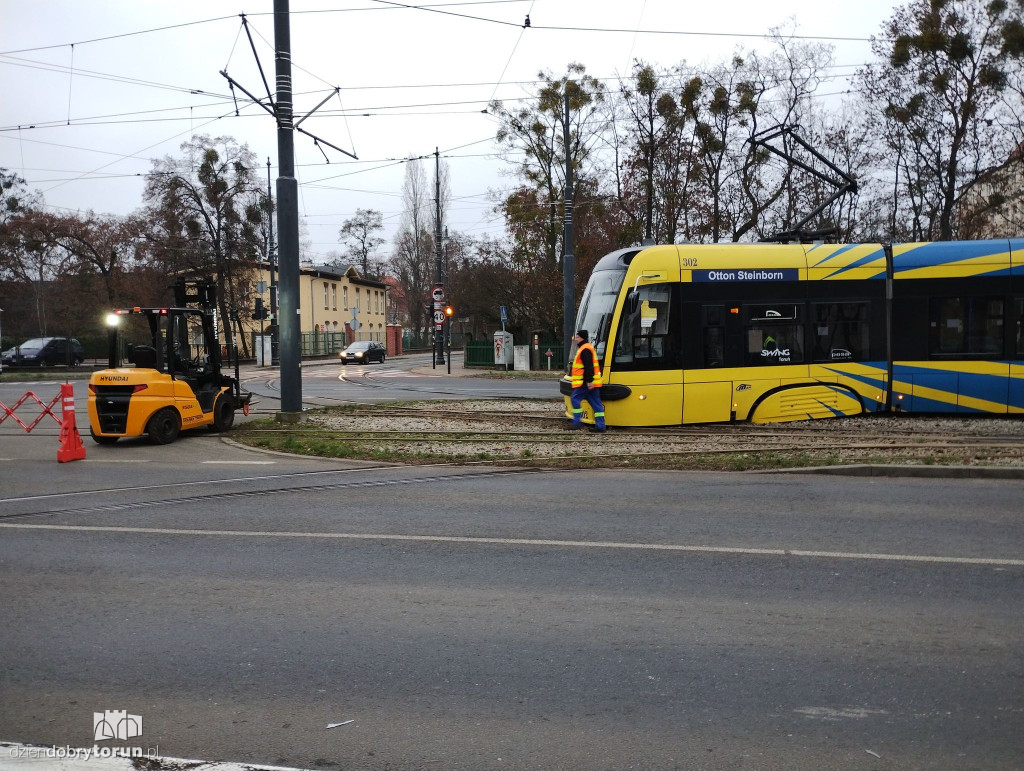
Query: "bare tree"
143 135 268 356
338 208 385 277
857 0 1024 240
0 208 69 336
490 63 609 266
389 159 435 345
617 61 700 244
47 212 147 304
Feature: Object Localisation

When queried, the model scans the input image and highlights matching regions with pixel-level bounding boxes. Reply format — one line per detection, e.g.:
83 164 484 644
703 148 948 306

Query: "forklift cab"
168 312 221 413
116 306 223 415
90 279 250 445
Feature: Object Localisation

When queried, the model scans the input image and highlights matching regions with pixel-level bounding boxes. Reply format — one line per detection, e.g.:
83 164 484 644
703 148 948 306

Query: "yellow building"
249 261 389 348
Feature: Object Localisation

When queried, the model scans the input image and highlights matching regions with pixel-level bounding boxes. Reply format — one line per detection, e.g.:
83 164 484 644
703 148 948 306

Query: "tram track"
0 467 549 522
299 403 1024 445
234 400 1024 469
234 425 1024 447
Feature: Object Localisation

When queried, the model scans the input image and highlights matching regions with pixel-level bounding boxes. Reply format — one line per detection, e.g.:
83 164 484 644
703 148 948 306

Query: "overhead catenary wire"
38 101 263 196
0 2 903 263
0 5 886 59
0 55 870 134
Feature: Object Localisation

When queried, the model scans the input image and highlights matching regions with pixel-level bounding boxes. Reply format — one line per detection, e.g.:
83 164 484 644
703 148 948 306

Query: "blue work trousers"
570 386 606 429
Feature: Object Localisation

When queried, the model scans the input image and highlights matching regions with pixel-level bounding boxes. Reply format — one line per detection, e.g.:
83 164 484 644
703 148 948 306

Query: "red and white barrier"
0 384 86 462
57 383 86 463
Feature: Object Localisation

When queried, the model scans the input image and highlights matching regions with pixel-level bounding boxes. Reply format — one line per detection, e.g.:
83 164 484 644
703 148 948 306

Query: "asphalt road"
1 362 1022 770
242 353 560 411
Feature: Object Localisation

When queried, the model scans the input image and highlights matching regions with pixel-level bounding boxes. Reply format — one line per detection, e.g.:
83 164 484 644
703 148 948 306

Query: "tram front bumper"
558 379 631 400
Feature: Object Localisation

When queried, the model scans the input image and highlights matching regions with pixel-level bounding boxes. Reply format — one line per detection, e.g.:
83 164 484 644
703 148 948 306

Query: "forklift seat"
130 345 158 369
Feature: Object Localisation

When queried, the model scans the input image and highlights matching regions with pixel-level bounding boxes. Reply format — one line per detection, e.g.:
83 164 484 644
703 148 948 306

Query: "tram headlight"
637 394 647 401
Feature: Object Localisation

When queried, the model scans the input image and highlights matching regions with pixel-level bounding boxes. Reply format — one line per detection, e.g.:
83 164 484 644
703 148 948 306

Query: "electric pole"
562 85 575 359
219 1 355 413
273 0 302 417
266 157 279 365
434 147 445 365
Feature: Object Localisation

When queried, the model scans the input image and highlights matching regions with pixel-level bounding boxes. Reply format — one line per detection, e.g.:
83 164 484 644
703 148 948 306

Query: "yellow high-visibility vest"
570 342 602 388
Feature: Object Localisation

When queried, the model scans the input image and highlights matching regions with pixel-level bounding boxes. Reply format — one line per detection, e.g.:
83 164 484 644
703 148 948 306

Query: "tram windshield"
570 269 625 365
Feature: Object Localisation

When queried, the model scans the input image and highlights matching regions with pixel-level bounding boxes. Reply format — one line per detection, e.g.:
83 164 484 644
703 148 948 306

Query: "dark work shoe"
588 426 607 433
566 423 585 430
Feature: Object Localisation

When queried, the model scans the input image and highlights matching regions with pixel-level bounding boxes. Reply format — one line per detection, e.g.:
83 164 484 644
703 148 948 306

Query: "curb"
0 742 308 770
764 463 1024 480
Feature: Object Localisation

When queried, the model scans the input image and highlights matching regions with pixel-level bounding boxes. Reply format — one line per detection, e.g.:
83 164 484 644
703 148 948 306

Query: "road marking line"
202 460 276 465
83 459 152 463
0 466 543 504
0 523 1020 567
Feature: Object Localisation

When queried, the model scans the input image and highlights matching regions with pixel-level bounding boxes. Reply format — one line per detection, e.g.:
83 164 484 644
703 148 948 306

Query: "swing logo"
760 335 791 362
93 710 143 741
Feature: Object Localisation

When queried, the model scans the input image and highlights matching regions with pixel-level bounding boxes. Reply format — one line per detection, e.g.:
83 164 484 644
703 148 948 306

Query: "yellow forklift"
88 279 252 445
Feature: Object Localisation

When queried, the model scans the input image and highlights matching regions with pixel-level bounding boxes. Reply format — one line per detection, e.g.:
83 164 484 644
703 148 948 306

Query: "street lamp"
105 312 121 368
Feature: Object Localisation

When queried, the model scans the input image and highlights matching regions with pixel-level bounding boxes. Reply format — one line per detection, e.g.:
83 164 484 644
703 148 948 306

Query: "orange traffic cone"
57 383 87 463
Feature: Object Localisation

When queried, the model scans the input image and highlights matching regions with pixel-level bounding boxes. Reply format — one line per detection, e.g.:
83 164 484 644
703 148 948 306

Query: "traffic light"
254 297 267 320
444 304 454 318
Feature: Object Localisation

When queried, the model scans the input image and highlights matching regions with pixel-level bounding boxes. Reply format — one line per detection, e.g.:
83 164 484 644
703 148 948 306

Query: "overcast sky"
0 0 904 261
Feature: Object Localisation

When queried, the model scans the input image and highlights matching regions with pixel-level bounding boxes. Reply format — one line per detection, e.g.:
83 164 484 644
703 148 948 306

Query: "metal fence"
541 343 565 370
464 341 493 366
300 331 347 356
464 341 565 369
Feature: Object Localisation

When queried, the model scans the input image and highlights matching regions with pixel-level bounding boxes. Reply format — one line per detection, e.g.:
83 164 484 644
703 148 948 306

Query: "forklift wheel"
147 407 181 445
210 397 235 433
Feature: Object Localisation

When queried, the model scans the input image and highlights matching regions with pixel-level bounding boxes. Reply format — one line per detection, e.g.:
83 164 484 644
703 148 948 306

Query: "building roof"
267 259 389 289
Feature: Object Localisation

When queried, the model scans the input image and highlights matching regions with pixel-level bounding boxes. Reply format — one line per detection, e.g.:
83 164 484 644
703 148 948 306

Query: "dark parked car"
1 337 85 367
339 340 386 364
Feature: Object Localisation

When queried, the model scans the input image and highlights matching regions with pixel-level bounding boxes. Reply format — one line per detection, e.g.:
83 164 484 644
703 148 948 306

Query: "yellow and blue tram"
560 239 1024 426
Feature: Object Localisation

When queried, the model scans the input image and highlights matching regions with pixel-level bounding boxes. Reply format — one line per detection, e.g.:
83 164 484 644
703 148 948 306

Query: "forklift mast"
173 278 222 370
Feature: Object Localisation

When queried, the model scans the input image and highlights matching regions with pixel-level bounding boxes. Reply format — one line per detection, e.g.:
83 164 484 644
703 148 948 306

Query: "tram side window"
1016 298 1024 356
702 305 725 368
745 303 803 365
613 283 681 371
812 302 870 362
929 297 1003 356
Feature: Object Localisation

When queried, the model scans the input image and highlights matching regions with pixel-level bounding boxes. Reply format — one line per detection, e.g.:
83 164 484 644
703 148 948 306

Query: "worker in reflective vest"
568 329 606 433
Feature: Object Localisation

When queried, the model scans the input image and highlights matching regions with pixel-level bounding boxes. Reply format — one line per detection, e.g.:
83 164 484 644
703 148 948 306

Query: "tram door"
680 302 741 424
610 283 684 426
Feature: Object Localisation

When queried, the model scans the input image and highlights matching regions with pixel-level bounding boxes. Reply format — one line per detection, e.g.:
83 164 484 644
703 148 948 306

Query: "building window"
323 283 329 310
343 286 348 309
331 284 337 310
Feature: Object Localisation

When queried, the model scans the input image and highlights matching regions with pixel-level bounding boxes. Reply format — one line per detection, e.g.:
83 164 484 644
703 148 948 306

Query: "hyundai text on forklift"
87 279 252 445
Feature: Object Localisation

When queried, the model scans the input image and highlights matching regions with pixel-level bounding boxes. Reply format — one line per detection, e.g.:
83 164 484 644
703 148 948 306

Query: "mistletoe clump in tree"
144 135 268 357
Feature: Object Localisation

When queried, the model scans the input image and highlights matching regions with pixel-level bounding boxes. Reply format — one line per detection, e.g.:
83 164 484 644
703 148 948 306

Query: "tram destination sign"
691 268 799 282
